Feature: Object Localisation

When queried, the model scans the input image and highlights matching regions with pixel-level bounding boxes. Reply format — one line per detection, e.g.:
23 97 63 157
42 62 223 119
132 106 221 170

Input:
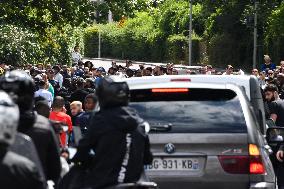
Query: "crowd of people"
251 55 284 94
0 69 153 189
0 53 282 139
0 53 282 145
1 45 284 188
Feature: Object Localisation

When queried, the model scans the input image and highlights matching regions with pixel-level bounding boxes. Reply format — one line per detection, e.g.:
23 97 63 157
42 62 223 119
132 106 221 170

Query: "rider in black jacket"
73 77 153 189
0 91 45 189
0 70 61 184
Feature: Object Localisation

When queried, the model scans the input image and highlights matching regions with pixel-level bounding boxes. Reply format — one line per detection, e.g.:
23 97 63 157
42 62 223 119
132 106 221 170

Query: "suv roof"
124 75 255 100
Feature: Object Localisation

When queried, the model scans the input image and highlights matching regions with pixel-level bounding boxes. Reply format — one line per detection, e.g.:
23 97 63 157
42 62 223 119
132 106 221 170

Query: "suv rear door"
129 88 250 189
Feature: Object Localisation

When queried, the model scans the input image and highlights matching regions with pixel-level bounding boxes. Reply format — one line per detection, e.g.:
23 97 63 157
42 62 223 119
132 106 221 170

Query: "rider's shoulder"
33 113 52 130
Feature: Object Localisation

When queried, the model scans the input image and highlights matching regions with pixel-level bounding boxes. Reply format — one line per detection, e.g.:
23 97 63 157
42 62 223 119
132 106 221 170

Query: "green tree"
202 0 284 69
265 2 284 63
0 0 93 66
156 0 204 37
0 0 94 33
0 25 42 66
97 0 165 21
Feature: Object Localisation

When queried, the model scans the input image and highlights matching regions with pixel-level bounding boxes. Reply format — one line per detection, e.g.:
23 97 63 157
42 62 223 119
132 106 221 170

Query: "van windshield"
129 89 247 133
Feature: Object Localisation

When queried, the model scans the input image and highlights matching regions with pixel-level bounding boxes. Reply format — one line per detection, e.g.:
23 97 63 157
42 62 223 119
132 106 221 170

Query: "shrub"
166 34 200 64
42 26 85 65
207 33 253 70
265 2 284 64
0 24 85 66
0 24 42 66
84 12 201 65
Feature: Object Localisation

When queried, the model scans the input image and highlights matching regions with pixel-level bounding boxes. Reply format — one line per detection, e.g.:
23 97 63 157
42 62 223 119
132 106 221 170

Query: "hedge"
84 23 201 64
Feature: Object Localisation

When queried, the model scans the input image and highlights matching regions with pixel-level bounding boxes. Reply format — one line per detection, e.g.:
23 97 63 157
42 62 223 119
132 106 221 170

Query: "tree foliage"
265 2 284 63
0 25 41 66
266 2 284 38
85 0 284 68
101 0 165 21
200 0 284 69
0 0 93 66
2 0 284 68
84 8 202 64
0 0 94 33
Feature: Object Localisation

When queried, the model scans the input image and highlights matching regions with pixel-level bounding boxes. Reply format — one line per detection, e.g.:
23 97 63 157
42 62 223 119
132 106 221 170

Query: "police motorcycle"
58 125 158 189
59 77 158 189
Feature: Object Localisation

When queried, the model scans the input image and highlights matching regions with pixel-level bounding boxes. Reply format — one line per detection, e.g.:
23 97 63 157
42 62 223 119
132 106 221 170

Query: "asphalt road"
83 58 149 71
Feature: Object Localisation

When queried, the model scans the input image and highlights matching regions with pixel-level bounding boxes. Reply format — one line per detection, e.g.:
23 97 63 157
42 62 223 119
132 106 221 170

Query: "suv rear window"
129 88 247 133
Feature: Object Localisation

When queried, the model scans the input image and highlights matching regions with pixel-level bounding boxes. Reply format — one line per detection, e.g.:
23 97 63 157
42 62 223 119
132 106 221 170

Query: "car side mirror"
266 127 284 144
266 118 276 128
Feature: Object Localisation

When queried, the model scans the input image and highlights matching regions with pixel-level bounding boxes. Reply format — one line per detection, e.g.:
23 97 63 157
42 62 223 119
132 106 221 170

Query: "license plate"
145 158 200 171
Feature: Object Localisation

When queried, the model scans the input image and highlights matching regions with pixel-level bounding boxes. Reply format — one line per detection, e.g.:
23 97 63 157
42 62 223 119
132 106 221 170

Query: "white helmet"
0 91 19 145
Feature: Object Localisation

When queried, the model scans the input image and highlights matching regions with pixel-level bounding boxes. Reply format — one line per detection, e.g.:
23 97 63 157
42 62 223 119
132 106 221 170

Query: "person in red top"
49 96 73 147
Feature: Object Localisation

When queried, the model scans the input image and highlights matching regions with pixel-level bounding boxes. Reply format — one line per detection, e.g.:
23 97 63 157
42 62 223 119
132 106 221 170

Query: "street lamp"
253 0 259 69
90 0 102 58
98 27 101 58
189 0 193 66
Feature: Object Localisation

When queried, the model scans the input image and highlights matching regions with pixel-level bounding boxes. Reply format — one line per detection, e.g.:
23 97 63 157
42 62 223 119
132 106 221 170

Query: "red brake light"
218 144 265 175
170 79 191 82
250 161 265 174
151 88 189 93
249 144 265 174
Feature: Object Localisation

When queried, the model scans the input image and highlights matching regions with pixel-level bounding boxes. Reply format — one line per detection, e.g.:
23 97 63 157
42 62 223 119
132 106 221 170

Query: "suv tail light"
218 144 265 174
249 144 265 174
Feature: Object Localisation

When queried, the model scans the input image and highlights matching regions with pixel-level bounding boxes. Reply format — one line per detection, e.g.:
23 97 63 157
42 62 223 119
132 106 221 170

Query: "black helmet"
0 70 35 111
96 77 129 109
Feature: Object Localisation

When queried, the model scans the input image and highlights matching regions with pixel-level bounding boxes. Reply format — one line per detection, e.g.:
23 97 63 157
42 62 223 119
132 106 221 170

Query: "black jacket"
70 89 89 105
0 150 45 189
73 106 153 189
76 111 93 134
18 112 61 183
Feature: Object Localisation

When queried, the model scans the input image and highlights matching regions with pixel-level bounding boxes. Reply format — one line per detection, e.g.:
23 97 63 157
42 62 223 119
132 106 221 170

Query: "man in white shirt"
72 46 82 65
53 65 63 88
35 80 53 107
